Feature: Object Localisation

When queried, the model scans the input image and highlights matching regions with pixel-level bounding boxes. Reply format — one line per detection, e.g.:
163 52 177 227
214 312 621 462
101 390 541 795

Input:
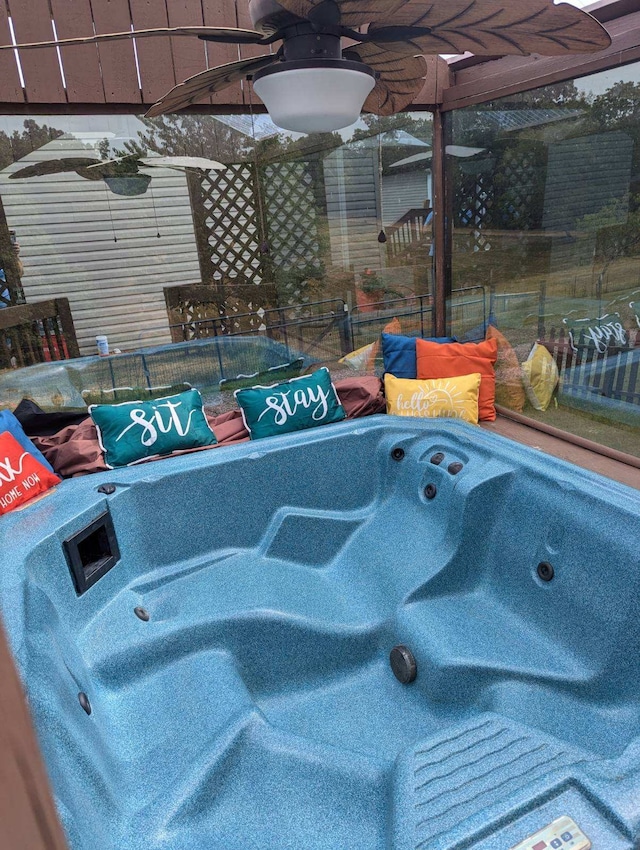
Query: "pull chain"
104 183 117 242
377 88 387 244
149 183 161 238
248 81 269 255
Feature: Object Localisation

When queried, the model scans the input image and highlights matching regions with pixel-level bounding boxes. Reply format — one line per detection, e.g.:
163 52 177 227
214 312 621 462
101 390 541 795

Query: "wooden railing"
164 281 279 344
386 208 432 265
542 326 640 405
0 299 80 370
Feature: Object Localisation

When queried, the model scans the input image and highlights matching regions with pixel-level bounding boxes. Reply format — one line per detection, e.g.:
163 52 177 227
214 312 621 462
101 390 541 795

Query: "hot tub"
1 416 639 850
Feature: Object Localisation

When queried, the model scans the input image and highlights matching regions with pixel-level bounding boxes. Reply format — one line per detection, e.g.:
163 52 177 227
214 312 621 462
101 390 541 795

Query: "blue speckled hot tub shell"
1 415 640 850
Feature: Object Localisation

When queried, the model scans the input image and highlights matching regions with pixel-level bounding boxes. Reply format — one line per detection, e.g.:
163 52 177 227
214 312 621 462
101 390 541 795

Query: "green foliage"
450 74 640 300
218 358 304 391
255 130 343 163
82 383 192 405
505 81 586 110
350 113 433 173
97 137 111 160
0 119 64 171
589 81 640 130
272 262 326 297
351 113 432 143
118 114 253 163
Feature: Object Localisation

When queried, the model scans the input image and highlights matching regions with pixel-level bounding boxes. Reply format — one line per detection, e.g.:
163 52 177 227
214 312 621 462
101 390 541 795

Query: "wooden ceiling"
0 0 448 109
0 0 630 112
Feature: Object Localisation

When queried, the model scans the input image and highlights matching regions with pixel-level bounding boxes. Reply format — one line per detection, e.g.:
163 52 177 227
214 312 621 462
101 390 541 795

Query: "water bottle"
96 335 109 356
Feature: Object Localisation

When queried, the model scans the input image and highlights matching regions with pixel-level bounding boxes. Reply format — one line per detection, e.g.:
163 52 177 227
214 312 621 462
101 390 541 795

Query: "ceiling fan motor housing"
280 24 343 61
249 0 300 33
249 2 376 134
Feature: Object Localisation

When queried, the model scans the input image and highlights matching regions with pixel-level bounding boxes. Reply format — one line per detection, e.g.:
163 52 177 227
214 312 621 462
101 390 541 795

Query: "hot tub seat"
1 416 639 850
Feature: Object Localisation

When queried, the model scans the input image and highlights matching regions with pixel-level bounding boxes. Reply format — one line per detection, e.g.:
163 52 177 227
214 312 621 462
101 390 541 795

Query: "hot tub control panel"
509 816 591 850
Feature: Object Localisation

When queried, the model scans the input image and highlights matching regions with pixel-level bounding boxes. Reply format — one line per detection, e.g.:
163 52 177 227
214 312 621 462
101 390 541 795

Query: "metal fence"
169 288 501 363
169 297 350 363
350 294 434 348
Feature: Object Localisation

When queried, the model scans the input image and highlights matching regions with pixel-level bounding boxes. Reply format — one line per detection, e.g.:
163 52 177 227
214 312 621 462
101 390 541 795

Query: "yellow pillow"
521 342 559 411
384 373 481 425
338 340 378 371
338 317 402 372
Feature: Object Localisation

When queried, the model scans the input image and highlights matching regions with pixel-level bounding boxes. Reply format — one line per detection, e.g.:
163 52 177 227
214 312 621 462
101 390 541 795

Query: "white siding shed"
0 135 201 355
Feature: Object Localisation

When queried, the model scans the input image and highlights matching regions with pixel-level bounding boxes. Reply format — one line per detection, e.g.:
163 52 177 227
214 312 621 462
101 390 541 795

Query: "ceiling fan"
8 154 225 196
0 0 611 133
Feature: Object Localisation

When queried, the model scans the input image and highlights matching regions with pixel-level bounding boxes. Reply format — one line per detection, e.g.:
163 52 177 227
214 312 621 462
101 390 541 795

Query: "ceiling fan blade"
85 154 141 169
145 54 276 117
0 25 266 52
348 45 427 115
275 0 403 29
139 155 226 171
9 157 101 178
367 0 611 56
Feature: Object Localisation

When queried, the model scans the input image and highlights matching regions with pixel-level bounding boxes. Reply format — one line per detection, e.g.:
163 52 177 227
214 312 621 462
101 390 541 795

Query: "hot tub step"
393 714 590 850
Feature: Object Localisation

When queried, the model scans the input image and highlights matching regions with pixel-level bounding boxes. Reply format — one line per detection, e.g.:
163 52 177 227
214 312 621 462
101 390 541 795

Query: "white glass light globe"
253 65 376 134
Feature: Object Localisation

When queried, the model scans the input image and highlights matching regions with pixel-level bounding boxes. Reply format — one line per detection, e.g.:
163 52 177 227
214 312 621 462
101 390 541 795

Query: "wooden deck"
485 410 640 491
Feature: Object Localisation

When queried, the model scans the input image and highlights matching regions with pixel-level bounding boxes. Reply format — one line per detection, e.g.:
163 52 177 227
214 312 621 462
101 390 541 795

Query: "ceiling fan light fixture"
253 59 375 134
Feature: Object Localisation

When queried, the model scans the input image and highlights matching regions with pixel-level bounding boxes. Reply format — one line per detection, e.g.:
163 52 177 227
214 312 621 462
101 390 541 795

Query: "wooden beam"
0 0 24 102
0 620 68 850
90 0 142 103
412 55 452 107
50 0 105 104
129 0 177 105
444 9 640 111
8 0 66 103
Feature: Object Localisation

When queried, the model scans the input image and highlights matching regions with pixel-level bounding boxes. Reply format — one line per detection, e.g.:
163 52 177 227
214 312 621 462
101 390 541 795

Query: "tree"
0 119 64 171
255 130 343 163
589 81 640 130
0 120 65 303
508 80 585 109
116 114 252 163
351 112 432 143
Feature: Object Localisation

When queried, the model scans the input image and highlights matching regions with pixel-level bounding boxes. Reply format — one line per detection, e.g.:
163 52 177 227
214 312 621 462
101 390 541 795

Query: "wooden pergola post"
0 620 68 849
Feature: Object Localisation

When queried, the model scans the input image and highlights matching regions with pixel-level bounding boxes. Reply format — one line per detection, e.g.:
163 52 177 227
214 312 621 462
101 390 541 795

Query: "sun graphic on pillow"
420 381 470 418
389 375 481 424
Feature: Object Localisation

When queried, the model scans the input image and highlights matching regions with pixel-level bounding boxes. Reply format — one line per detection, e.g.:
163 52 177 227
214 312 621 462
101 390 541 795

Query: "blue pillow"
382 333 457 379
0 410 54 472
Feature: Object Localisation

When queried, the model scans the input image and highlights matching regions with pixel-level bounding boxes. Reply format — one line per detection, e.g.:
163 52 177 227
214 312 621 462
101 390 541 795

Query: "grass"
522 401 639 458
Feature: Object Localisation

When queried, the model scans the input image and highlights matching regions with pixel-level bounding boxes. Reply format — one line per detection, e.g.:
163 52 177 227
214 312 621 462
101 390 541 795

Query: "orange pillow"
416 337 498 421
384 317 401 336
486 325 525 412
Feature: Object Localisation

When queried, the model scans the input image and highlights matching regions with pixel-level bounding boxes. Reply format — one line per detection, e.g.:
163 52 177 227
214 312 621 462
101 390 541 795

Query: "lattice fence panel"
493 146 543 231
188 158 329 325
454 144 546 249
196 163 265 284
186 163 277 334
264 162 321 268
454 170 495 253
263 160 325 307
